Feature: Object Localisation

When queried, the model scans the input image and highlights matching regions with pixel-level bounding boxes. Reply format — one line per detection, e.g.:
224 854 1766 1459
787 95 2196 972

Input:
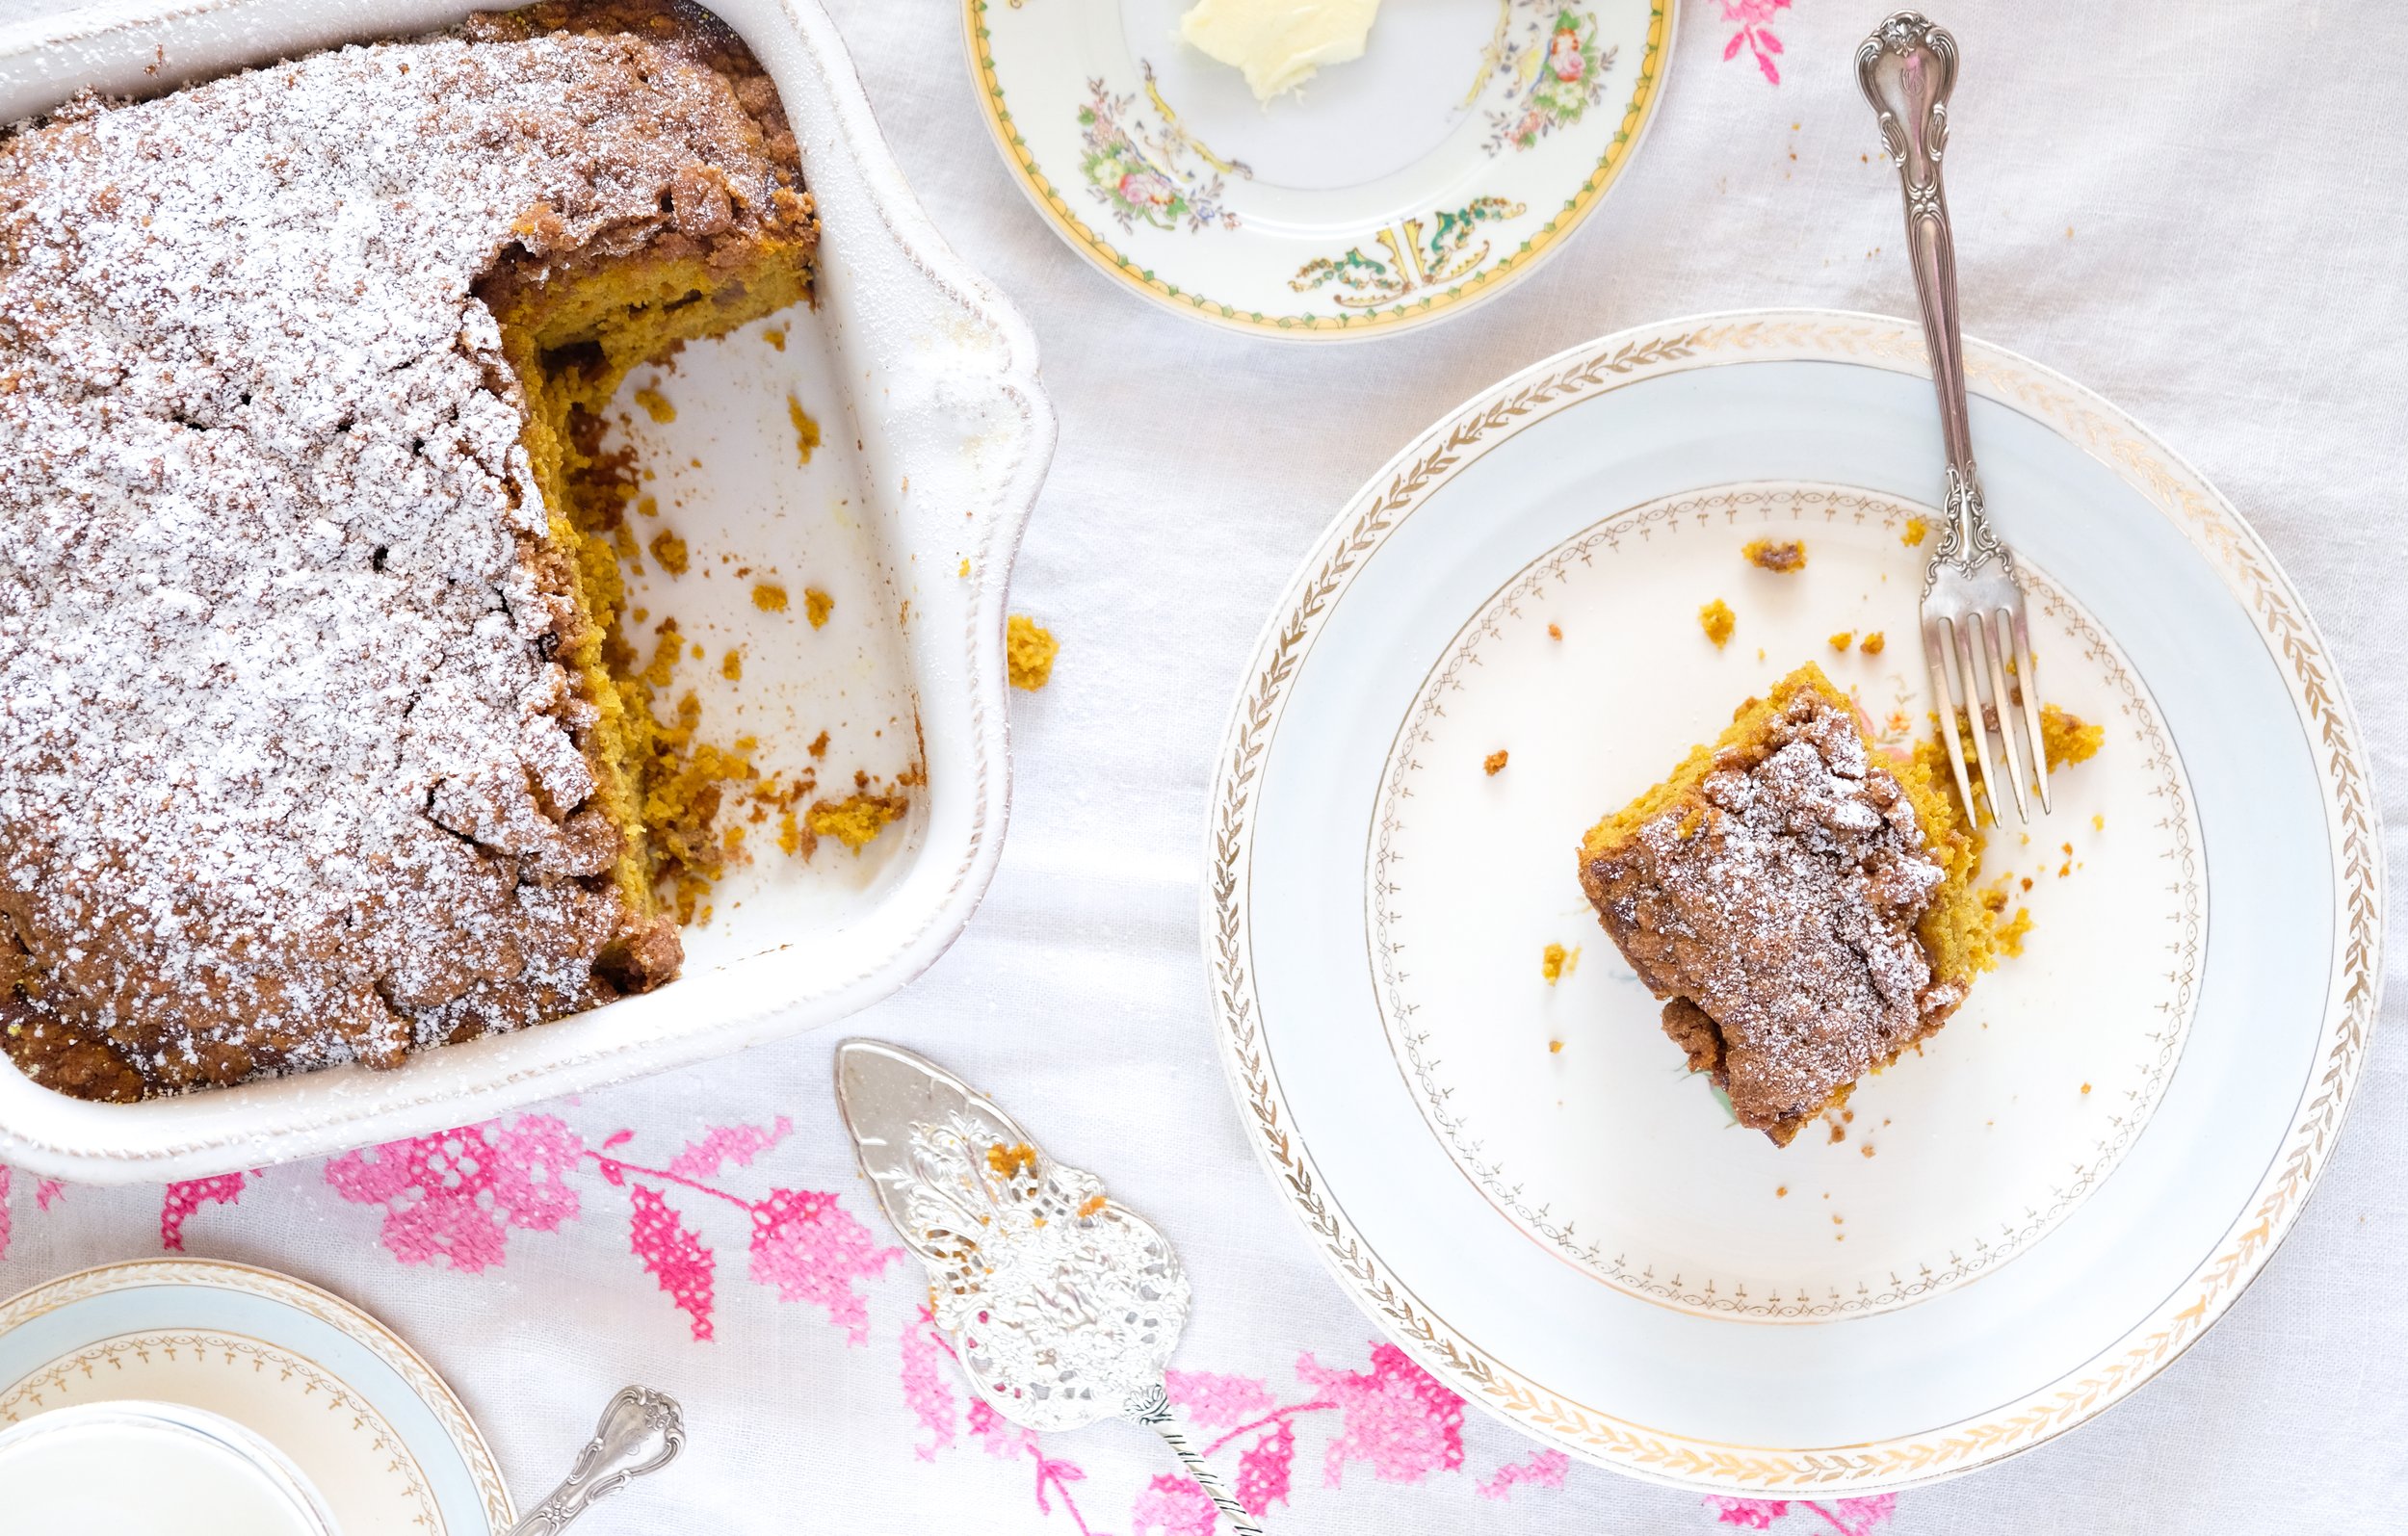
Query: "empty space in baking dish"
600 308 925 970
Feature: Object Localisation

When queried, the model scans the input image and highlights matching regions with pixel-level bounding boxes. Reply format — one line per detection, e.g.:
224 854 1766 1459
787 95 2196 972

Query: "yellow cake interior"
483 241 815 933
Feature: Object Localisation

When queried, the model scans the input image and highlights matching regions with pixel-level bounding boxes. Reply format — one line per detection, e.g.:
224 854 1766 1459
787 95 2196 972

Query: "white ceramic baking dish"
0 0 1054 1182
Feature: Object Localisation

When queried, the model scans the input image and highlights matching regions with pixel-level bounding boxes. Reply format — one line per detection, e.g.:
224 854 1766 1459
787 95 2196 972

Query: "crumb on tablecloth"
1008 613 1059 690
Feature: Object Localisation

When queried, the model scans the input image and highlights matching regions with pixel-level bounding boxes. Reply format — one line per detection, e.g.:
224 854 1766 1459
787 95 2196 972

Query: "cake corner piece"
1577 662 1985 1144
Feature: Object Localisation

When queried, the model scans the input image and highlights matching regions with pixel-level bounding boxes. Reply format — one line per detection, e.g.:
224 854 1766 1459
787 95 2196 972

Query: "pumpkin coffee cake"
1577 664 1987 1144
0 2 816 1099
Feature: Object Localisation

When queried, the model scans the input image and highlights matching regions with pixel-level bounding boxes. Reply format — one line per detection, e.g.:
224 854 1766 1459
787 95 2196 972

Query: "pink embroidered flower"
746 1188 900 1344
1165 1369 1279 1429
160 1171 248 1252
1719 0 1790 84
969 1398 1034 1460
1476 1448 1569 1500
1295 1343 1465 1488
326 1116 582 1272
901 1316 958 1461
667 1117 793 1181
1706 1497 1790 1528
1131 1472 1217 1536
1236 1418 1296 1517
628 1185 716 1341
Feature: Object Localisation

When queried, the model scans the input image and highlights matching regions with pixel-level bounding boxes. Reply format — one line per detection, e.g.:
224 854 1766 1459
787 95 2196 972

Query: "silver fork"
1859 13 2051 826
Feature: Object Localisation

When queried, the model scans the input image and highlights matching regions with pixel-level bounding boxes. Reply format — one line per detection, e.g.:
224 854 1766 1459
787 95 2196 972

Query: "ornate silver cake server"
502 1386 684 1535
834 1039 1266 1535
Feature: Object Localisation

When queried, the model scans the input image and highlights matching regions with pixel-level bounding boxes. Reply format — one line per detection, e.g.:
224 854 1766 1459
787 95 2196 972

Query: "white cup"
0 1400 342 1535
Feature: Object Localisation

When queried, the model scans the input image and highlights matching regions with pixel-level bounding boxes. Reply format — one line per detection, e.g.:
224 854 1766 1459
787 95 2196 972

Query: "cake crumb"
1901 516 1929 546
807 792 907 852
1484 749 1509 776
648 529 690 576
776 811 806 856
787 395 821 464
804 587 834 629
1742 537 1807 573
2081 1081 2093 1095
1541 942 1579 984
986 1141 1036 1179
808 730 830 758
637 495 659 518
1775 1185 1788 1197
2092 813 2105 832
2040 704 2105 769
1547 623 1563 640
720 649 742 682
1008 614 1059 690
753 582 789 612
762 326 786 351
958 558 972 578
1548 1039 1563 1054
1860 631 1885 655
1698 598 1736 647
1860 1142 1875 1158
634 384 676 423
1828 630 1855 652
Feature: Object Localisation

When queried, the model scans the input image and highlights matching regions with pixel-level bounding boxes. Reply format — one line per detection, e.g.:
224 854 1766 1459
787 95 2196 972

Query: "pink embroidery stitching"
160 1171 249 1252
1130 1473 1217 1536
326 1117 583 1272
900 1311 959 1462
667 1116 795 1181
1296 1342 1466 1488
1477 1448 1570 1500
1709 1494 1899 1533
747 1187 894 1344
626 1184 716 1341
1719 0 1791 84
321 1116 895 1345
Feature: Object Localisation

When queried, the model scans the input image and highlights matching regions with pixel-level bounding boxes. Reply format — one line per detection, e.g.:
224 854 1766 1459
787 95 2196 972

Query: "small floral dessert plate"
964 0 1673 336
1205 310 2382 1492
0 1259 510 1530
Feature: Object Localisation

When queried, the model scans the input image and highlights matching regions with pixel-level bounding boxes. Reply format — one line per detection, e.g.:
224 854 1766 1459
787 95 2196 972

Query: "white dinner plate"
964 0 1672 337
1204 310 2382 1491
0 1260 510 1531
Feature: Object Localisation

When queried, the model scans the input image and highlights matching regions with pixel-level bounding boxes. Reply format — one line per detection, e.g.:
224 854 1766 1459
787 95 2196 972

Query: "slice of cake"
0 1 815 1099
1577 664 1984 1144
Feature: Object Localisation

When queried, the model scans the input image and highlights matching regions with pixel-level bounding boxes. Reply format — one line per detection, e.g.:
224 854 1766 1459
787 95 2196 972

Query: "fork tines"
1923 599 2053 829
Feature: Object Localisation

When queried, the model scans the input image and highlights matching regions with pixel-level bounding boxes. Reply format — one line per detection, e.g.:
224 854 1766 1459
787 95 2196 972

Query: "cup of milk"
0 1400 340 1535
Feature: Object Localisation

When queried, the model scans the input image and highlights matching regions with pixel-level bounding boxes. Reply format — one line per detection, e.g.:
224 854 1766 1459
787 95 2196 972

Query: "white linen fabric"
4 2 2405 1532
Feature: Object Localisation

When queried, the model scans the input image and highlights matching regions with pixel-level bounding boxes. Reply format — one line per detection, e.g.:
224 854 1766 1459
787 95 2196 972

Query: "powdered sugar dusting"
0 19 797 1096
1588 686 1954 1131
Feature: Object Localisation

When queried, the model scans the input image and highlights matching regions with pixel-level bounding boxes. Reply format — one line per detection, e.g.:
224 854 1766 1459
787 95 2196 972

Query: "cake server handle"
501 1386 685 1536
1126 1383 1268 1535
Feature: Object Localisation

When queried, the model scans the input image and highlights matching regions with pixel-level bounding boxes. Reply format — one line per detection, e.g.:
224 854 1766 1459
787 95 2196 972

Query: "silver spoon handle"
503 1387 685 1536
1126 1384 1267 1536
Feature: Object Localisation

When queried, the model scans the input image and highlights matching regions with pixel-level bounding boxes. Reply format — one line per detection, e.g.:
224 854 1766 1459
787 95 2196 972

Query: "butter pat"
1179 0 1383 102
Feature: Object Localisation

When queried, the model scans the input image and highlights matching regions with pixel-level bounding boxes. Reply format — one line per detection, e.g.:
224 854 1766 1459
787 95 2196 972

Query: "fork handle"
1858 13 2003 580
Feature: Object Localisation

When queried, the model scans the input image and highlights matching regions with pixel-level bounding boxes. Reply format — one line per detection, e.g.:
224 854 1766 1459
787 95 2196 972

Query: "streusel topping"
1588 687 1957 1131
0 13 799 1095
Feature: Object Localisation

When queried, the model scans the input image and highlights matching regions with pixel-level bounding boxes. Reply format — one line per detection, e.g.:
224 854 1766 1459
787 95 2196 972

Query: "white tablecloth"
6 2 2405 1531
